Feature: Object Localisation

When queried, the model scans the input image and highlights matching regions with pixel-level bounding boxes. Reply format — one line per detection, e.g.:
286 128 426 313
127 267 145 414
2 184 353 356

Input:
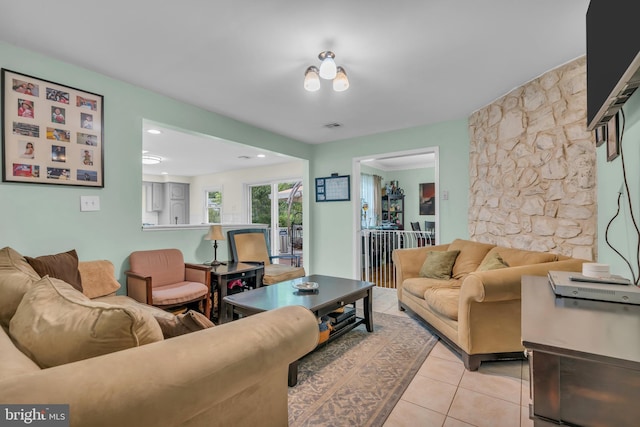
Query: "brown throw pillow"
418 250 461 280
156 310 215 339
477 252 509 271
25 249 83 292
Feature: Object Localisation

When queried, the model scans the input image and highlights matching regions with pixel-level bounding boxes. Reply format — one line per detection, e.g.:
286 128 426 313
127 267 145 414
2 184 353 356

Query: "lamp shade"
333 67 349 92
205 225 225 241
318 51 337 80
304 66 320 92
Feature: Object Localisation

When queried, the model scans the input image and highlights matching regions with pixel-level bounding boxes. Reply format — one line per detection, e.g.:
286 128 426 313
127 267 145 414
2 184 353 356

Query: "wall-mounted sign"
315 174 350 202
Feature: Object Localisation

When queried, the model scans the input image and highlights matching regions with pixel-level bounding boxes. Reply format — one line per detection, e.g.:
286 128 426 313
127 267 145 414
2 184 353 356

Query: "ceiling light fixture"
146 129 162 135
142 155 162 165
318 51 337 79
304 51 349 92
333 67 349 92
304 66 321 92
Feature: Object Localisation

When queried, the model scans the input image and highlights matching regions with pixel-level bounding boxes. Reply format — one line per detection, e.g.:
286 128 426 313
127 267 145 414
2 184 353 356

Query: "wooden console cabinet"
521 276 640 426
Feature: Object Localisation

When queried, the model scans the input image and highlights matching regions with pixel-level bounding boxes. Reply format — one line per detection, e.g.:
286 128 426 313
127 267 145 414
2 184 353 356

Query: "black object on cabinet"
381 195 404 229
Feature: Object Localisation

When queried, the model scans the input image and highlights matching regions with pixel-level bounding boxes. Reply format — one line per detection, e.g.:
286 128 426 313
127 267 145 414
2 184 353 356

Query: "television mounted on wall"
586 0 640 130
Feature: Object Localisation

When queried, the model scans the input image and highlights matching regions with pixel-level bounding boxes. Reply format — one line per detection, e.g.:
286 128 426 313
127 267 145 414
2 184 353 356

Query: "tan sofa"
393 239 585 370
0 247 318 427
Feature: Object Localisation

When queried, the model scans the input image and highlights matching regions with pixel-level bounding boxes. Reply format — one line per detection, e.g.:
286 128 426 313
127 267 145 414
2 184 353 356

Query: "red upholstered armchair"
125 249 211 318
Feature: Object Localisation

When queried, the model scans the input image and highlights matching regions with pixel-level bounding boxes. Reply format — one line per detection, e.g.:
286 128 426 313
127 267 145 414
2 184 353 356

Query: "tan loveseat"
0 247 318 427
393 239 585 370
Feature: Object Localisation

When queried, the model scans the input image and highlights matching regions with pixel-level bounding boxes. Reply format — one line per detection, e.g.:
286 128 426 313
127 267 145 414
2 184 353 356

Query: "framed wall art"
2 69 104 187
606 113 619 162
594 125 606 147
419 182 435 215
315 174 350 202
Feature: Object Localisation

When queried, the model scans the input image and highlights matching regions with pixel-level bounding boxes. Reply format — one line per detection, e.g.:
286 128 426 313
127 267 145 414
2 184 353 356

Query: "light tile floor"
368 287 533 427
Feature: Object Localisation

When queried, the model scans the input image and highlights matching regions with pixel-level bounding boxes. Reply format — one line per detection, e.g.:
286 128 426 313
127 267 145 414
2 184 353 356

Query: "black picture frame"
606 114 619 162
594 125 606 147
419 182 435 215
315 175 350 202
2 69 104 187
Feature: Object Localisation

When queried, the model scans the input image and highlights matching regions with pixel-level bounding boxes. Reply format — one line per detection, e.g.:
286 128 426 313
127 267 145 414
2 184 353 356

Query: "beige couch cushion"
0 326 40 378
96 295 214 338
447 239 495 279
78 260 121 298
9 277 163 368
0 247 40 328
25 249 83 292
402 277 460 299
418 250 460 279
483 247 557 267
477 251 509 271
423 286 460 321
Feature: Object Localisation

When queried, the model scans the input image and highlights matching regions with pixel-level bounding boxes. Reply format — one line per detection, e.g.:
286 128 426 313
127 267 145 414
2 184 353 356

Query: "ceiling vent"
324 122 342 129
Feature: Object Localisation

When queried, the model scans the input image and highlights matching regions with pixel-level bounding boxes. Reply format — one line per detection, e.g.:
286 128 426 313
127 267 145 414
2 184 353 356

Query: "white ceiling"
362 152 436 172
0 0 590 175
141 123 297 176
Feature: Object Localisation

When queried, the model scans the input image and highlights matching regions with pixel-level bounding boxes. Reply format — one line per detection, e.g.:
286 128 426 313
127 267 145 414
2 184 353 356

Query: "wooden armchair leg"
204 295 212 320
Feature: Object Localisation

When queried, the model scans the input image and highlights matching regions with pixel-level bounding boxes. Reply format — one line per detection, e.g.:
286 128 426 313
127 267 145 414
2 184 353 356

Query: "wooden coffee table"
223 274 375 385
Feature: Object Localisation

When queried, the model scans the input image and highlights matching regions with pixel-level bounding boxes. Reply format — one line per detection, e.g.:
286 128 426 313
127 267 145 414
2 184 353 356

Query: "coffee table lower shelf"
222 274 375 387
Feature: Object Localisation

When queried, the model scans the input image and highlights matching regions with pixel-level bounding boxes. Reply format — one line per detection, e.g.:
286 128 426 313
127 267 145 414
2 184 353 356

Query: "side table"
209 262 264 323
522 275 640 426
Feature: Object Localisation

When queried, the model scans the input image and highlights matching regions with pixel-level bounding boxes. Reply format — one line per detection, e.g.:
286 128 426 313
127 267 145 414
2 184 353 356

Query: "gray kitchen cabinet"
158 182 190 224
144 182 165 212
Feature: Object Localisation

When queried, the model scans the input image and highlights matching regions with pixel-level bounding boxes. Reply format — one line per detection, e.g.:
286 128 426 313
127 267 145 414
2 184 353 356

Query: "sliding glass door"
248 180 303 266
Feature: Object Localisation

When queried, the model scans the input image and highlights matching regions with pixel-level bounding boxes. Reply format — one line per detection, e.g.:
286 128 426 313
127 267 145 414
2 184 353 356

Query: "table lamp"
205 225 226 266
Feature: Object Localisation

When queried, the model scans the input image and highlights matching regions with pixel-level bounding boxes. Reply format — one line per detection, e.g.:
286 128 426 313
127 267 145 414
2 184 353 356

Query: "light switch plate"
80 195 100 211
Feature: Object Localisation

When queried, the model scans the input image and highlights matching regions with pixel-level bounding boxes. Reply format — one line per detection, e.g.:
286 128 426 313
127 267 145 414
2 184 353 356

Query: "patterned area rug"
288 310 438 427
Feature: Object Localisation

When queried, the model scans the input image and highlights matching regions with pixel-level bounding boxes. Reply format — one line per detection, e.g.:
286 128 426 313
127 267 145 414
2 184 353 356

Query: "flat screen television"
586 0 640 130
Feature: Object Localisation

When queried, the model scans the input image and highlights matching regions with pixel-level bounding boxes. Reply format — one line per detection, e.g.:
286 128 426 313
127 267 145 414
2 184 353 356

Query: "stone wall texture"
468 56 596 260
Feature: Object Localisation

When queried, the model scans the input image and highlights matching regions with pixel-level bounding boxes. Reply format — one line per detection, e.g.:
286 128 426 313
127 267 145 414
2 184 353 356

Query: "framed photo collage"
1 69 104 187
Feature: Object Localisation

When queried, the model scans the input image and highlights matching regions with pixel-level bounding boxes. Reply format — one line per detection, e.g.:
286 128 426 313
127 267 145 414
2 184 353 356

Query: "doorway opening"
352 147 439 287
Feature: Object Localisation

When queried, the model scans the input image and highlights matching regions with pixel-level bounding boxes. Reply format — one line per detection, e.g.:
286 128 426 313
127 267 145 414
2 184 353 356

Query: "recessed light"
257 154 266 158
146 129 162 135
161 172 168 175
142 155 162 165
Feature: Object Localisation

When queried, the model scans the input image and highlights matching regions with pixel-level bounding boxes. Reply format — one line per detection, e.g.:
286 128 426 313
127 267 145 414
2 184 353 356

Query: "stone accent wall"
468 56 596 260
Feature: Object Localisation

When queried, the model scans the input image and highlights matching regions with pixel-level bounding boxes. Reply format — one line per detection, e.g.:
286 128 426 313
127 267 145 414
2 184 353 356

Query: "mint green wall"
0 42 311 286
310 120 469 278
597 91 640 282
386 168 436 227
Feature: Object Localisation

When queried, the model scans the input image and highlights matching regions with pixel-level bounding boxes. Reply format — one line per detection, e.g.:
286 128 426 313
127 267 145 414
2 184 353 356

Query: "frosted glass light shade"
142 155 162 165
333 67 349 92
318 51 337 79
304 66 320 91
